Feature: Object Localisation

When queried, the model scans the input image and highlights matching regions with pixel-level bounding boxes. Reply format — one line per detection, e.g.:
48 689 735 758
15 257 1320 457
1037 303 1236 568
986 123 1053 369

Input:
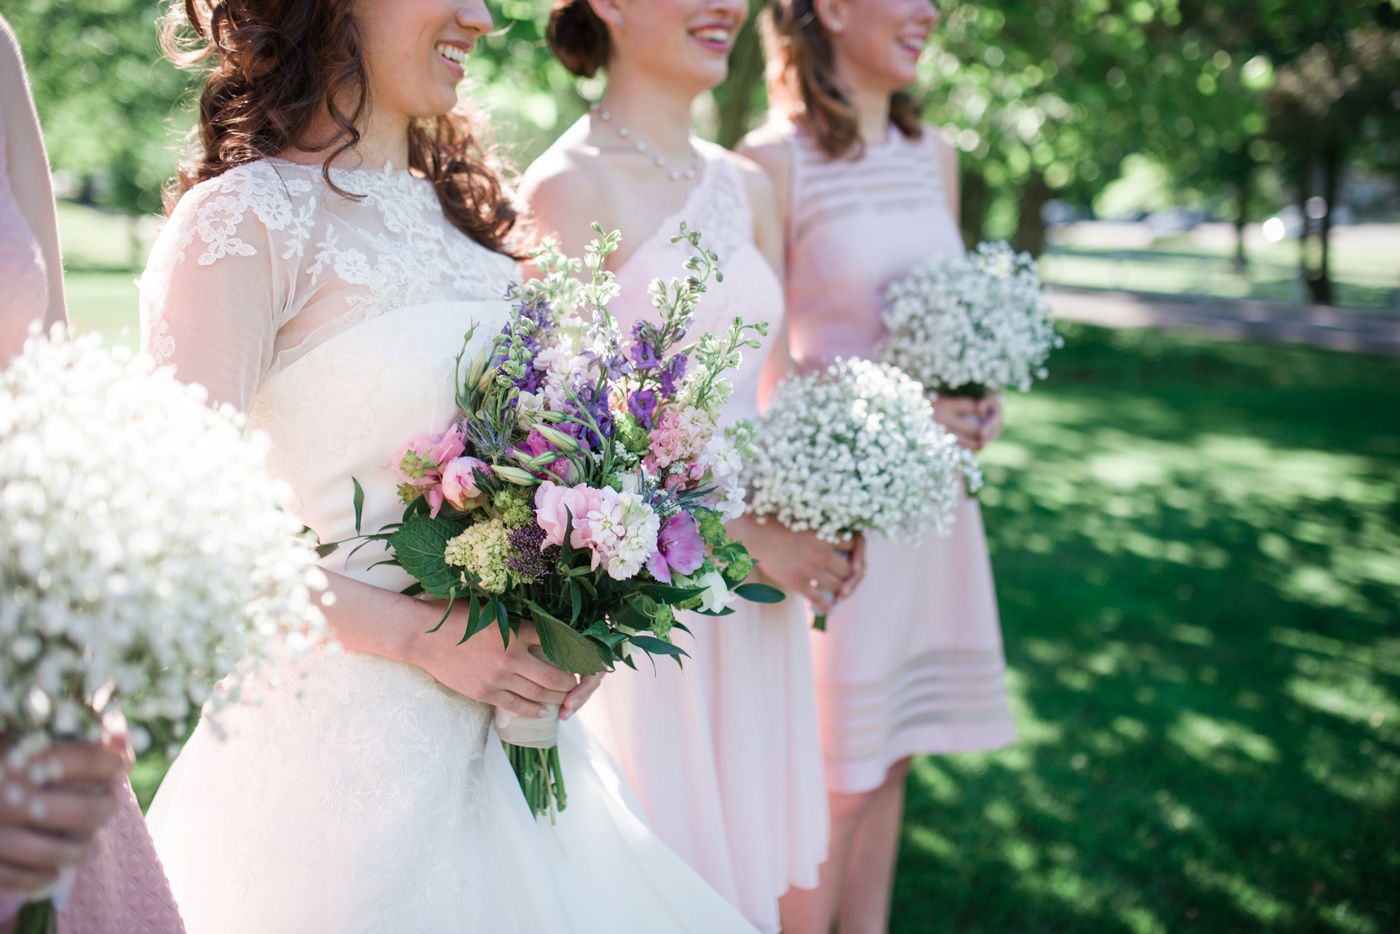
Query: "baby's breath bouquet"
0 327 330 925
879 240 1063 399
747 358 982 629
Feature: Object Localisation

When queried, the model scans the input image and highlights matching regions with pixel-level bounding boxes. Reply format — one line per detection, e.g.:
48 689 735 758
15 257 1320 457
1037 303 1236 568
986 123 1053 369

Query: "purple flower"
507 521 559 581
628 389 659 430
631 340 660 370
661 354 688 397
645 513 706 584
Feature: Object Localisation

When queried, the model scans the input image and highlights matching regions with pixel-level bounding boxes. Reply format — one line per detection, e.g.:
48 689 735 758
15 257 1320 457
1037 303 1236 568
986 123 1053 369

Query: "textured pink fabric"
577 154 828 934
58 780 186 934
778 123 1015 795
0 74 49 339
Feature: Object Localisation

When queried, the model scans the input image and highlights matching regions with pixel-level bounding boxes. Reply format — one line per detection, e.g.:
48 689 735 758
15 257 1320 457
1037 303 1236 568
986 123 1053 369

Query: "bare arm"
0 17 66 331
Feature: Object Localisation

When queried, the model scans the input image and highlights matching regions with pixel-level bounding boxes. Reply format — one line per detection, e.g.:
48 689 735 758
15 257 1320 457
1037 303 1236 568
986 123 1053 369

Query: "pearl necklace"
590 103 702 183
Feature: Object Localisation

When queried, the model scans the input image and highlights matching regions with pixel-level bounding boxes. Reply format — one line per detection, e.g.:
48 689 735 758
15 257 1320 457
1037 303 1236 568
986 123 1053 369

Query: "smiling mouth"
691 25 735 52
898 36 927 55
436 42 471 73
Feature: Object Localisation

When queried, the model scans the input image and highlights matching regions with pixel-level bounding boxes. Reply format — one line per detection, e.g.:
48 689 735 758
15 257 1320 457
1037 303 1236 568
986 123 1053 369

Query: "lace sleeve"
139 168 301 412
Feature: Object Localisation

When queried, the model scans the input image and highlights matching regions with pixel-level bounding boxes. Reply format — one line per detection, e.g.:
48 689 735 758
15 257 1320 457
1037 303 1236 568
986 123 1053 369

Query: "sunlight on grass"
895 325 1400 933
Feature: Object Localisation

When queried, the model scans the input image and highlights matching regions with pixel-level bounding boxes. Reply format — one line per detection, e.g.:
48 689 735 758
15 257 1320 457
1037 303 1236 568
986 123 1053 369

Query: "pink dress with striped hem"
576 153 828 934
776 122 1016 796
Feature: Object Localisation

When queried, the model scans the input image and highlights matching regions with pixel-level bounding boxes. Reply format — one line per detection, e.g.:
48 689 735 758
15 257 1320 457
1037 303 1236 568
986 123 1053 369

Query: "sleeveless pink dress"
776 122 1016 795
576 154 828 934
0 40 186 932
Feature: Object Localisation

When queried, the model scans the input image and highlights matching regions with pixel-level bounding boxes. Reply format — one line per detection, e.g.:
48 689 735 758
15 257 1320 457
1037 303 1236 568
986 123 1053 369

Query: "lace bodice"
140 159 513 581
141 159 514 413
604 155 784 428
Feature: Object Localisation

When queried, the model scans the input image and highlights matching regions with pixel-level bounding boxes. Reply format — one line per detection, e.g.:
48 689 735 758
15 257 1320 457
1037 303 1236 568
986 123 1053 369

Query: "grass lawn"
1040 226 1400 310
892 325 1399 933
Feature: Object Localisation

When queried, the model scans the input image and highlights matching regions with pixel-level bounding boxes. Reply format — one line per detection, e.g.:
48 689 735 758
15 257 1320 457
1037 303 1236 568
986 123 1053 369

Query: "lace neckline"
265 157 425 182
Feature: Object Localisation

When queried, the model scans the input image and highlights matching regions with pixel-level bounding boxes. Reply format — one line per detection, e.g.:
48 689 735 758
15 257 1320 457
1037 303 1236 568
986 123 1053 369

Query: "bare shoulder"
922 122 959 163
517 130 612 252
735 122 794 182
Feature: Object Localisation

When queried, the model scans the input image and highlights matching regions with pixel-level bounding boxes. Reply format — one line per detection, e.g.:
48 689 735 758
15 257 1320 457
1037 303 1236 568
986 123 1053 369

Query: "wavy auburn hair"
760 0 922 160
160 0 516 253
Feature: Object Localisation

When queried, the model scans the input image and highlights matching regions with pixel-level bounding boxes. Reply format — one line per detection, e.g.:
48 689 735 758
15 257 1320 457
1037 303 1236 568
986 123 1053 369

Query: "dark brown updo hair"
761 0 923 160
160 0 516 253
548 0 611 78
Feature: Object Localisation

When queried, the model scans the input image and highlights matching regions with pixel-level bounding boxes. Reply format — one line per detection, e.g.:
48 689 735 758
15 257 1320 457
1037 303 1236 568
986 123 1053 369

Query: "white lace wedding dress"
139 159 758 934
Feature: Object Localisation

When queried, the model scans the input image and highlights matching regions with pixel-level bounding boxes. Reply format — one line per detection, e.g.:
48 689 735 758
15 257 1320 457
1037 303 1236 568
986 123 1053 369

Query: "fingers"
514 652 579 696
801 579 834 615
560 674 605 721
2 788 118 837
501 673 570 710
0 826 95 876
839 535 868 599
37 743 126 789
0 860 59 896
486 690 550 721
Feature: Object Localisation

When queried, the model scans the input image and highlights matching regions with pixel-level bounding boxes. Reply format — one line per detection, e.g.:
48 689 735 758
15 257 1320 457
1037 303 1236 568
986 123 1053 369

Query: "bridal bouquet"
343 225 781 817
0 327 329 932
747 358 981 629
878 240 1062 399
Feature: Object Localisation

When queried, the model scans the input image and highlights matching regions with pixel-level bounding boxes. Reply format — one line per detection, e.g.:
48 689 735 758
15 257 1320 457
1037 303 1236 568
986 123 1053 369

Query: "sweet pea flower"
645 513 706 584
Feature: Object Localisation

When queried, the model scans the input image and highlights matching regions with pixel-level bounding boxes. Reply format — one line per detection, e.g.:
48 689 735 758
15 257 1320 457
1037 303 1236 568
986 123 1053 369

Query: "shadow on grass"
894 325 1400 933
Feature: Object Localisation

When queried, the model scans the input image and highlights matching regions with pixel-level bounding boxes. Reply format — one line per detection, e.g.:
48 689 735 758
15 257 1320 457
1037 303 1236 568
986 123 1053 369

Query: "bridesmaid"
741 1 1016 930
0 14 185 934
519 2 860 931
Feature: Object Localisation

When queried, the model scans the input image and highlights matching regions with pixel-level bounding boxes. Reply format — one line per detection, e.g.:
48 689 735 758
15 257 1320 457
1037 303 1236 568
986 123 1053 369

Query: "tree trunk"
715 7 766 149
1232 175 1249 273
1305 139 1340 305
959 167 990 249
1012 171 1051 258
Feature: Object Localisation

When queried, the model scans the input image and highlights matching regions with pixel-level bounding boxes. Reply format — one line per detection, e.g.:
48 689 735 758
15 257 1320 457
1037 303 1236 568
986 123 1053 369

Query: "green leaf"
639 583 707 603
734 582 786 604
388 516 465 600
531 606 608 675
627 634 690 660
315 541 340 559
610 603 652 631
456 592 485 645
352 477 366 535
494 600 512 647
569 581 583 624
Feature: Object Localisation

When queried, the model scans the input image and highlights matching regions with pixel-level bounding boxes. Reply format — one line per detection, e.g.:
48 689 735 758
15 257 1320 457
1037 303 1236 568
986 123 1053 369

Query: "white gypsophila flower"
0 325 329 763
747 358 982 544
878 241 1063 396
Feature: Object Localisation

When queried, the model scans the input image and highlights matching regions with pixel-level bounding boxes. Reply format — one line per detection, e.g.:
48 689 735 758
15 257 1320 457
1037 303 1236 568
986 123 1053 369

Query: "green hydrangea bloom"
723 552 754 586
650 605 675 641
613 412 651 455
493 487 535 529
444 519 511 594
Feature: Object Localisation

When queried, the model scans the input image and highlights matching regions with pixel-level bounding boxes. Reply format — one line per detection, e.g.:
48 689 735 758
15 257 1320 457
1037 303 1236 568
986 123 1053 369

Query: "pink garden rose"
441 456 491 511
645 513 705 584
534 481 603 550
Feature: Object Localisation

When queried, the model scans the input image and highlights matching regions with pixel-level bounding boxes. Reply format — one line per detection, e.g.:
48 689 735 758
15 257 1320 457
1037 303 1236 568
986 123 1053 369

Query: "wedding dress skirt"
142 268 757 929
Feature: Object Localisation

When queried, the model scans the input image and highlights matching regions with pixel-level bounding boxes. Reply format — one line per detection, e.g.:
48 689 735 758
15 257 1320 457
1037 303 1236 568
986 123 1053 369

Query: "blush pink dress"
576 152 828 934
775 122 1016 795
1 25 186 931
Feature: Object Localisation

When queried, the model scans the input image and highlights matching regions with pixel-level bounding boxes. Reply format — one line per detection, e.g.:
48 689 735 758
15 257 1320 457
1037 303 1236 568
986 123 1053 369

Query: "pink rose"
441 457 490 511
534 481 573 549
392 426 466 485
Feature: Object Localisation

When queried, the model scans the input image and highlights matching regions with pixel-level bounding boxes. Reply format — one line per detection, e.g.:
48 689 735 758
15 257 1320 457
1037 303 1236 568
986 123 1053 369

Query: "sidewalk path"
1049 287 1400 357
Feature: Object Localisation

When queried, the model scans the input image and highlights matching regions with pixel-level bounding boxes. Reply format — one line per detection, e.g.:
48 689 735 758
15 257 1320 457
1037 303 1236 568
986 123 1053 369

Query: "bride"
140 1 756 931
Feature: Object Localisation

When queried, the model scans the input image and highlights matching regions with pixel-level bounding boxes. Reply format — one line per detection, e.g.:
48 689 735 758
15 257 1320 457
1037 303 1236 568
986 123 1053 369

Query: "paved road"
1049 287 1400 357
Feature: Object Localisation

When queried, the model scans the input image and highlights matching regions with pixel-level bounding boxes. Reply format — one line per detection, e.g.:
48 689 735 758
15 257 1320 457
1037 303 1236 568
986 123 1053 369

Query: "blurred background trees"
8 0 1398 305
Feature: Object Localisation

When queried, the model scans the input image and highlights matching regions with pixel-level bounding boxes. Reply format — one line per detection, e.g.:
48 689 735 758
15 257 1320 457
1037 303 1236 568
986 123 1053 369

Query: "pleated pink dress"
1 41 186 931
775 122 1016 796
576 153 828 934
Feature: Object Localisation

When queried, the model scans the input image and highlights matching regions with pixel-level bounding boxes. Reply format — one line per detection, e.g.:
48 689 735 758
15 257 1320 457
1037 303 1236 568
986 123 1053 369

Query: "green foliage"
8 0 190 215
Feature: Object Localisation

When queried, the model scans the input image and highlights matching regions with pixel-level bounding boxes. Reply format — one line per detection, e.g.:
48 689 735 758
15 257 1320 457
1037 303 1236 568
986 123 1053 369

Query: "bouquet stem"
813 613 828 631
503 741 567 822
16 899 55 934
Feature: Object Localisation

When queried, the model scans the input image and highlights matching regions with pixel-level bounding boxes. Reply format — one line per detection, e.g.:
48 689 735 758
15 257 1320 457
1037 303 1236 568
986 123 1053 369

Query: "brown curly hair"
547 0 611 78
160 0 516 253
760 0 922 160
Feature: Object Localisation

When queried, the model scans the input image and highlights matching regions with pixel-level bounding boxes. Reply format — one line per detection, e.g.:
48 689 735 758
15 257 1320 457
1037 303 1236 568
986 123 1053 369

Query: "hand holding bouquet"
747 358 981 629
879 240 1062 399
0 327 330 931
341 225 781 817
